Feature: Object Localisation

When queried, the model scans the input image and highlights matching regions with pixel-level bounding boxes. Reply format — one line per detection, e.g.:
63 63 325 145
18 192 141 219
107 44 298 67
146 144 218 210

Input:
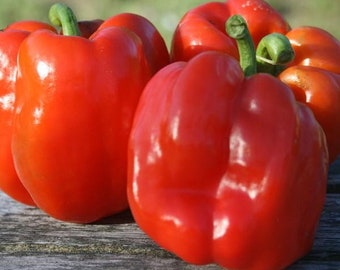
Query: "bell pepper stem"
256 33 295 75
226 15 257 77
49 3 81 36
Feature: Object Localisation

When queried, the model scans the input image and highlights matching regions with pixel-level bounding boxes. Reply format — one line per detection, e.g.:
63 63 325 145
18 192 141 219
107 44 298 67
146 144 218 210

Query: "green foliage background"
0 0 339 47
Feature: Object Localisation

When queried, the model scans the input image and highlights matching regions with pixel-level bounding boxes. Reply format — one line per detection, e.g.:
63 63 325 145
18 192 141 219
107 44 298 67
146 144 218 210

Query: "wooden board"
1 158 339 270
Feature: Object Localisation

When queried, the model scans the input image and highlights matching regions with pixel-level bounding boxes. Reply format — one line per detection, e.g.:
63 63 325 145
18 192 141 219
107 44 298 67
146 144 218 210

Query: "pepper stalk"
48 3 81 36
226 15 257 77
256 33 295 75
226 15 295 77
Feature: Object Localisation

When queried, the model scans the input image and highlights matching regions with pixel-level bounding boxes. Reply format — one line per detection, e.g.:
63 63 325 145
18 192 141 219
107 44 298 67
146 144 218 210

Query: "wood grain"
1 158 339 270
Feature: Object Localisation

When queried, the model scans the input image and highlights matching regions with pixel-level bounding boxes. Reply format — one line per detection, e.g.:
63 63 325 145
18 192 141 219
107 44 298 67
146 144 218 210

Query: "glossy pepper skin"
279 27 340 163
0 18 111 206
128 16 328 270
11 4 167 223
98 13 169 74
170 0 290 62
0 21 56 206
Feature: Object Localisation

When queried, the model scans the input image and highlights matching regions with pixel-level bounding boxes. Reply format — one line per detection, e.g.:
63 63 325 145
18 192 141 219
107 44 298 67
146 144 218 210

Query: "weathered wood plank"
288 194 340 270
0 192 339 269
328 156 340 193
0 191 220 269
0 156 339 269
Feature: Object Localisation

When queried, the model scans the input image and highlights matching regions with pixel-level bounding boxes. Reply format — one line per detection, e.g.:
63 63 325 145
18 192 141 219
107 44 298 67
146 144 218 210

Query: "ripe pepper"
170 0 290 62
0 21 56 206
11 3 168 223
0 15 115 206
98 13 169 75
278 27 340 163
127 15 328 270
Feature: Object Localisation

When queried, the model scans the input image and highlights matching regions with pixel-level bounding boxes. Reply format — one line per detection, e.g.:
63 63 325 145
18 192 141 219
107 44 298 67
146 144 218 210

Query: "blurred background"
0 0 339 47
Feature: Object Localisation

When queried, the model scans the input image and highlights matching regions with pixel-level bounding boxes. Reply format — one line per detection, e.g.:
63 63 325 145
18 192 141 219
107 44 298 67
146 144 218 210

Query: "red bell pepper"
127 15 328 270
11 3 168 223
278 27 340 163
285 26 340 74
0 17 113 206
60 11 170 69
98 13 169 75
170 0 290 62
0 21 56 206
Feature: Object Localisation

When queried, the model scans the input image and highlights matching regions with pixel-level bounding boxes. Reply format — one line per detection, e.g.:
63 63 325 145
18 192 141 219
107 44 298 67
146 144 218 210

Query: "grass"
0 0 338 47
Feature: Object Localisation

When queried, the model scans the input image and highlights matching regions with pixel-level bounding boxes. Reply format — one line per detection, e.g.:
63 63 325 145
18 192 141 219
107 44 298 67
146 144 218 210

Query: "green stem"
226 15 257 77
256 33 295 75
48 3 81 36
